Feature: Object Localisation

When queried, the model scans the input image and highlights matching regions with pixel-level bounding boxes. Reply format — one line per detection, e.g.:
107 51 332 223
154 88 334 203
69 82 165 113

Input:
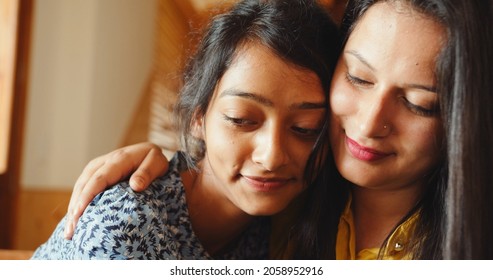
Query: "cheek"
330 76 356 118
205 116 256 162
206 125 239 151
425 133 443 163
203 116 237 156
406 122 443 164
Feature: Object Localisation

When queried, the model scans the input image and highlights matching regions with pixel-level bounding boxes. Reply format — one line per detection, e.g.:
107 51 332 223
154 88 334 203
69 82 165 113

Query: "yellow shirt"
270 194 418 259
336 196 418 260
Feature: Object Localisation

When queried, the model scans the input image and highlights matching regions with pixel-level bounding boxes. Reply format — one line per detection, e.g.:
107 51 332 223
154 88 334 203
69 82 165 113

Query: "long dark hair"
175 0 341 186
437 0 493 259
293 0 493 259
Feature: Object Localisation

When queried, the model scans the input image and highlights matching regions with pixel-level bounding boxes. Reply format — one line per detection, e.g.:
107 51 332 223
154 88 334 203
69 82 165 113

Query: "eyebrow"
346 50 437 94
220 89 326 110
346 50 375 72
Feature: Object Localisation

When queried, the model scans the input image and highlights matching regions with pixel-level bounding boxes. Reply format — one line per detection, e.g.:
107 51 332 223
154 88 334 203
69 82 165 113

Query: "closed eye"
222 114 256 126
402 98 439 117
291 126 321 139
345 72 372 87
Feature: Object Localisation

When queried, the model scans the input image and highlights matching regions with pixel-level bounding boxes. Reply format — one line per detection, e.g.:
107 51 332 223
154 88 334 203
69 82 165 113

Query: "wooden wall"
13 189 70 250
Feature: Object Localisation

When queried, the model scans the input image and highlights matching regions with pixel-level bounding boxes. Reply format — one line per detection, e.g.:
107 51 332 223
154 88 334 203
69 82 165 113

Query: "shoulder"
89 151 188 215
68 152 190 259
66 182 160 258
30 216 74 259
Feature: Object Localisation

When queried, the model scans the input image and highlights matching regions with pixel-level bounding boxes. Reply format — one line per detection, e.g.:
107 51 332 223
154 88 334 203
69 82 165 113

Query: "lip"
242 176 292 192
345 136 392 162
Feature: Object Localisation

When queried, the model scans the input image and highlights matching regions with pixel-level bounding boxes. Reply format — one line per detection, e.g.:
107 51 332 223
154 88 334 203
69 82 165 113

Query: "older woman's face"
329 2 445 191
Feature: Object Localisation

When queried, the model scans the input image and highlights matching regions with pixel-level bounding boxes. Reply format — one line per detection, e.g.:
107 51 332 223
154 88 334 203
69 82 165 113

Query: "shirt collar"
336 194 419 260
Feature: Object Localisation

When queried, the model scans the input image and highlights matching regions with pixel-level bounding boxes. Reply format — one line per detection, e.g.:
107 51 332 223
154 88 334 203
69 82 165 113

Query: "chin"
339 168 379 188
244 204 286 217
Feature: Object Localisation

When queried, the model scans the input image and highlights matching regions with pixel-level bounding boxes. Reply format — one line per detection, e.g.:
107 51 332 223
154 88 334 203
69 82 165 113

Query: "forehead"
344 2 446 81
213 42 324 101
230 42 320 83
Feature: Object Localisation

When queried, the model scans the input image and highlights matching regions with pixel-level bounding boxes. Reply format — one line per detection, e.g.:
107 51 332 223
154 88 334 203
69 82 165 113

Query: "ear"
191 113 205 140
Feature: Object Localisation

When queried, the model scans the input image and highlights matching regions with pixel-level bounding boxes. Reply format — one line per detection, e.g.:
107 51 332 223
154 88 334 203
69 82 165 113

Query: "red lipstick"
345 136 391 162
242 176 291 192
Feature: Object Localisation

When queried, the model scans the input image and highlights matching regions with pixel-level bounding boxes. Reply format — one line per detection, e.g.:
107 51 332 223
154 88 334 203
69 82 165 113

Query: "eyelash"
345 72 372 87
291 127 321 139
402 98 438 117
345 72 439 117
222 115 256 126
222 114 321 139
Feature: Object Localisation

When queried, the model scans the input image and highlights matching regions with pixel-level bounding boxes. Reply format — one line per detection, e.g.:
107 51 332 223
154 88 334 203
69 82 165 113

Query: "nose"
357 89 393 138
252 124 290 171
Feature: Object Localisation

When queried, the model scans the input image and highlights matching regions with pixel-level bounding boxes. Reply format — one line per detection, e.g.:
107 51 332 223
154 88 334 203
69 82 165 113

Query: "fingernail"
130 178 142 190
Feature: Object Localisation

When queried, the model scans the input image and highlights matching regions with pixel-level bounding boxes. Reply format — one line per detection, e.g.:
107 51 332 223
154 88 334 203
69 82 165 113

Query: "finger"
64 151 132 239
73 154 136 208
64 162 130 239
63 142 159 239
65 145 153 238
129 147 169 191
64 157 105 239
67 157 104 214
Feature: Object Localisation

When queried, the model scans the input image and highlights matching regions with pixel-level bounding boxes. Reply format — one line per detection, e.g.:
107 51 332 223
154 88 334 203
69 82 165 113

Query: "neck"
181 164 254 255
351 182 423 252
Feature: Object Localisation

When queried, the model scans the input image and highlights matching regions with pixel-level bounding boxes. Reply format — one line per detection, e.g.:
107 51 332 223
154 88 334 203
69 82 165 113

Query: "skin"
66 3 447 256
187 42 326 252
64 41 327 252
191 42 326 221
329 2 445 251
63 42 327 241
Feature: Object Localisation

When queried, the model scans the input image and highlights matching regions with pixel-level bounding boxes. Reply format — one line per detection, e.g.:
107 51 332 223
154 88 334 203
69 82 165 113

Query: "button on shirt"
336 195 418 260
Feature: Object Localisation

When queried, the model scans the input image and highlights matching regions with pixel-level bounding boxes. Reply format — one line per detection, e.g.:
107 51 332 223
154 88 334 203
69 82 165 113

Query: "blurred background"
0 0 346 255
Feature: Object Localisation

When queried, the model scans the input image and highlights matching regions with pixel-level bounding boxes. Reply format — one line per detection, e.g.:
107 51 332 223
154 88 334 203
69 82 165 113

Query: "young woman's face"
329 2 445 191
197 42 326 215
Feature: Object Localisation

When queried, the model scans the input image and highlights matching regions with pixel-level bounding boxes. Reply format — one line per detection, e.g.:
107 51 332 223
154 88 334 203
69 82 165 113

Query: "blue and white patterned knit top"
31 152 270 260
